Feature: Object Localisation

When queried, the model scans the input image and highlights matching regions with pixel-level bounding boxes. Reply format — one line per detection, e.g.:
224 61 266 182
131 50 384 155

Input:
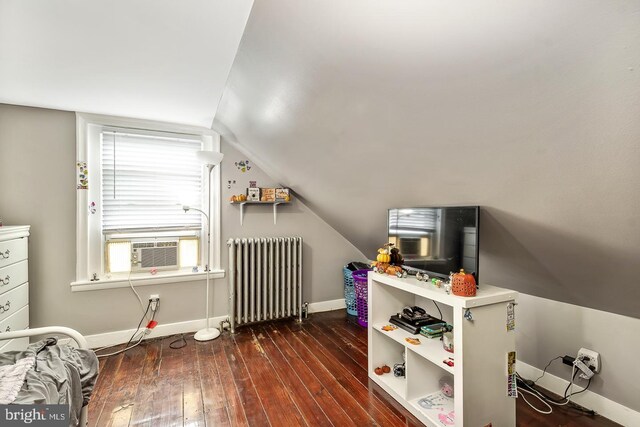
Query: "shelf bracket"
240 203 245 226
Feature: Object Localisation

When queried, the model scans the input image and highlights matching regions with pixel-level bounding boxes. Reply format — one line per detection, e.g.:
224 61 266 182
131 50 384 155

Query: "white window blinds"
101 130 203 233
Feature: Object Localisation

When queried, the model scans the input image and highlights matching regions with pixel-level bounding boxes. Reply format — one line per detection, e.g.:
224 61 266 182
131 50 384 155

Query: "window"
73 113 223 289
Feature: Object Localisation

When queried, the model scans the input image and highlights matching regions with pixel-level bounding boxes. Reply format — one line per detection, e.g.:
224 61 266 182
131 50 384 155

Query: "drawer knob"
0 301 10 313
0 275 9 286
0 249 9 259
4 326 9 332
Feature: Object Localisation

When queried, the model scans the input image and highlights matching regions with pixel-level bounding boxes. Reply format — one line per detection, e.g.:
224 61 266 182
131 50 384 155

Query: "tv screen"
388 206 479 281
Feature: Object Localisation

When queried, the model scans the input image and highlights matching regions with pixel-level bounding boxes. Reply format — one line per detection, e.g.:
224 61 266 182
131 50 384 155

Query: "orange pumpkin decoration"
452 269 476 297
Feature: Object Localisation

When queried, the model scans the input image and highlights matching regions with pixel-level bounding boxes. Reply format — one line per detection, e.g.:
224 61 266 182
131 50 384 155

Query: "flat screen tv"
388 206 479 282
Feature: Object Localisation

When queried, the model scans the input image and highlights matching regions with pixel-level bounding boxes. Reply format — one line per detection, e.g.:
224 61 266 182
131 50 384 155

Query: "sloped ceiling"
214 0 640 317
0 0 253 127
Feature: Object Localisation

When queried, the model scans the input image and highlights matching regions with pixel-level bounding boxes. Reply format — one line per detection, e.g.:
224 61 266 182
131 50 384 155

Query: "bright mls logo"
0 405 67 426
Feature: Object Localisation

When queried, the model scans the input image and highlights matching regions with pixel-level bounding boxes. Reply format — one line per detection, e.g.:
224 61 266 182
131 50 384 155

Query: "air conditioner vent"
132 239 179 271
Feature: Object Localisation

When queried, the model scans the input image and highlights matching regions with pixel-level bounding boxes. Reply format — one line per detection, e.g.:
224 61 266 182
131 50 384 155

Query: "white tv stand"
368 272 518 426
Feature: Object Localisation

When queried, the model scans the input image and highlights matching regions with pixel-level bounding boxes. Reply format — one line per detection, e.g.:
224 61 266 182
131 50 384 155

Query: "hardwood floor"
89 310 619 426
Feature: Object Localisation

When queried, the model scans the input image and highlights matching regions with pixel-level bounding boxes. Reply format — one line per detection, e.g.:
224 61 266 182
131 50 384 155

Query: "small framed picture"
247 188 260 201
275 188 290 201
261 188 276 202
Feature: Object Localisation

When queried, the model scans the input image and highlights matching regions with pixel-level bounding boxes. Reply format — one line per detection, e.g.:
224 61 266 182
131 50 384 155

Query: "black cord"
432 300 443 320
124 301 151 349
563 368 580 399
169 334 187 349
568 378 592 398
533 356 563 384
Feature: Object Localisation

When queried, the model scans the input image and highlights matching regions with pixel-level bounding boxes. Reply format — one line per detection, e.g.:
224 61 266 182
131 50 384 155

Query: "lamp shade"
196 150 224 166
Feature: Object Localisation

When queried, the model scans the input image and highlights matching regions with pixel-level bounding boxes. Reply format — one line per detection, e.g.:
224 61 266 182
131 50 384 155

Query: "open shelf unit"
230 201 290 225
368 272 518 426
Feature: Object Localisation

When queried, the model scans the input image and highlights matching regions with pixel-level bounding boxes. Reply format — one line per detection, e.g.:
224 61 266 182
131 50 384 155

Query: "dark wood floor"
89 310 619 427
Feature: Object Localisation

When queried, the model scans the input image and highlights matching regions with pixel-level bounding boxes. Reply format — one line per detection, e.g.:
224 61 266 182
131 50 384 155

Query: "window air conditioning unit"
131 239 179 271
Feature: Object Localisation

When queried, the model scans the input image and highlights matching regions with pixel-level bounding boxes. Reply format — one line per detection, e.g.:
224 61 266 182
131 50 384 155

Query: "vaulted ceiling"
0 0 253 126
214 0 640 318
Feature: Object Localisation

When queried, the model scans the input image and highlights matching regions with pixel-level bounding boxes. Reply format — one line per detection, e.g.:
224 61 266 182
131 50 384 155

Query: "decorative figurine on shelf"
393 362 406 378
389 245 404 266
444 282 452 295
416 271 429 282
442 331 454 353
451 269 477 297
440 376 455 398
372 243 405 276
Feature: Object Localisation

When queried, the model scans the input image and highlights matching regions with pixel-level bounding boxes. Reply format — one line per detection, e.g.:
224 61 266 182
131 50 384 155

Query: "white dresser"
0 226 30 352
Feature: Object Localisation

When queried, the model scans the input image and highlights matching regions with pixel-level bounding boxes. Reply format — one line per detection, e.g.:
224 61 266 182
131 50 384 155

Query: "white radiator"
227 237 303 333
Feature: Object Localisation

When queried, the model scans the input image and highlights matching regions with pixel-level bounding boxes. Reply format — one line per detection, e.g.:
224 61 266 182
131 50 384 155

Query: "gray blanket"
0 338 99 427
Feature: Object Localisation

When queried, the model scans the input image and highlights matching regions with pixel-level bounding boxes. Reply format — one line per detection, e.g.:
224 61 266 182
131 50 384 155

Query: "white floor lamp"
183 150 224 341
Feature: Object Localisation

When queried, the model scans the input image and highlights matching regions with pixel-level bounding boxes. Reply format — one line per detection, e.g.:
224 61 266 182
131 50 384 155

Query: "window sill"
70 269 226 292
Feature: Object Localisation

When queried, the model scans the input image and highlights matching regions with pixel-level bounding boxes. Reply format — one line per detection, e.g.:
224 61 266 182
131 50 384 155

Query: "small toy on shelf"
442 358 454 367
393 363 406 377
440 376 455 397
374 365 392 375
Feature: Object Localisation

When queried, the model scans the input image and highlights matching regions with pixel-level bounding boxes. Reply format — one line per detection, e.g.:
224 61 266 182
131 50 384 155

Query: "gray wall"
215 0 640 319
0 103 364 336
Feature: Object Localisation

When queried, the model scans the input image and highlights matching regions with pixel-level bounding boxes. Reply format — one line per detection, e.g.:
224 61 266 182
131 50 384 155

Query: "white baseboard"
518 360 640 426
82 315 228 349
78 298 347 349
308 298 346 313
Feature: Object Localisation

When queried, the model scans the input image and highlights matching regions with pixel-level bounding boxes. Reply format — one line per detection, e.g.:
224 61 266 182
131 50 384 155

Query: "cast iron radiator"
227 237 303 333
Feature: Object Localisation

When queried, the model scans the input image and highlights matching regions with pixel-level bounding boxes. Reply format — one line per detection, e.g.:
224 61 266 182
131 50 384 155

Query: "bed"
0 327 98 427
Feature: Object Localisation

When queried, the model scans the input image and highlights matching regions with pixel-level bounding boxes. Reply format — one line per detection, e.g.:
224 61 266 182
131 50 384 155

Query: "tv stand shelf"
368 272 518 426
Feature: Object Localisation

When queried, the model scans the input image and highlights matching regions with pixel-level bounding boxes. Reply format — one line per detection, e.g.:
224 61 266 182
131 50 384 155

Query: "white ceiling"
0 0 254 127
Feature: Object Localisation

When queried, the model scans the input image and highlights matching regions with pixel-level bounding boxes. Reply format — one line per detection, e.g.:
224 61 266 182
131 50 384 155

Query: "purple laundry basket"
352 269 369 327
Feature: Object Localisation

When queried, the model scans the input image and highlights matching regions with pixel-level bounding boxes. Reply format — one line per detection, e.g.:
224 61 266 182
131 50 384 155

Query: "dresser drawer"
0 305 29 348
0 237 28 269
0 259 28 295
0 282 29 323
0 337 30 353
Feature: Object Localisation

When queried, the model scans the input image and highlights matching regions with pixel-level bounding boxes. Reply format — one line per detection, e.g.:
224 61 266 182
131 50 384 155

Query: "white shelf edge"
369 272 517 308
231 201 290 225
372 323 454 374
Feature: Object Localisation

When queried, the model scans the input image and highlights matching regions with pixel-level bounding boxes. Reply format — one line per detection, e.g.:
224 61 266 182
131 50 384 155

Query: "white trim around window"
73 113 224 290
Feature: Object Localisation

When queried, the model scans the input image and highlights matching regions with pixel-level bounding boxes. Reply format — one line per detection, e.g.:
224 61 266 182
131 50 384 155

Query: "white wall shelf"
368 272 518 426
230 201 290 225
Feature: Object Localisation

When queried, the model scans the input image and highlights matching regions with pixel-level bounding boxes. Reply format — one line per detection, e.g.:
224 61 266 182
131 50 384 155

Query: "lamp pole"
182 206 214 337
182 150 223 341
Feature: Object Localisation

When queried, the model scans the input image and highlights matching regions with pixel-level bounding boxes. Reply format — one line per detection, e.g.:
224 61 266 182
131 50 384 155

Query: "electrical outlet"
577 347 600 374
149 294 160 312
